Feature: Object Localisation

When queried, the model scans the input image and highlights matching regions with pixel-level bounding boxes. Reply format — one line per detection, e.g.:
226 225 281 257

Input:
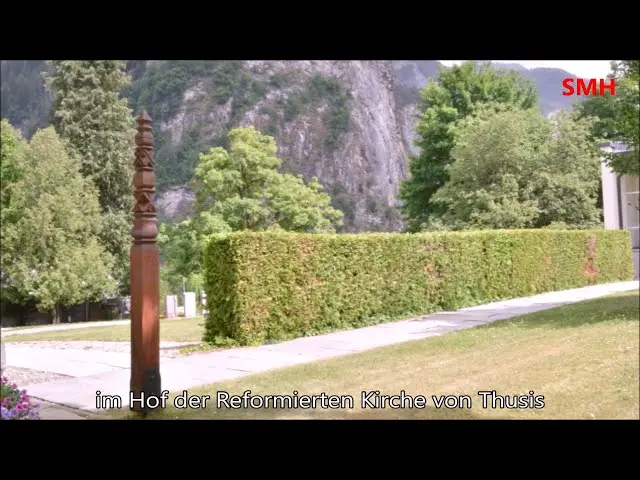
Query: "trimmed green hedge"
203 229 634 345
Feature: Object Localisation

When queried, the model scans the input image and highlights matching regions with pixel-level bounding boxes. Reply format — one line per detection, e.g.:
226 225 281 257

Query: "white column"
599 145 621 229
184 292 197 318
1 338 5 374
165 295 178 318
621 174 640 279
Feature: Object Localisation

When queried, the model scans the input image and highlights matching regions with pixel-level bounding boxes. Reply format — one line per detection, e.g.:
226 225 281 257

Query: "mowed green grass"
4 316 206 343
109 290 639 420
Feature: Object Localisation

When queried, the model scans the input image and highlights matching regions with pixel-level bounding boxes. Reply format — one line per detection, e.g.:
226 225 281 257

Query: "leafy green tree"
1 120 27 305
159 126 343 287
399 61 539 231
0 120 27 228
1 127 116 321
608 60 639 175
158 212 232 291
426 107 602 230
575 61 639 176
44 61 136 293
193 126 342 231
573 62 618 141
574 94 618 141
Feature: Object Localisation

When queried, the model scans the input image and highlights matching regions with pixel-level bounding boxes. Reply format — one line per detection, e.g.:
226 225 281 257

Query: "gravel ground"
2 366 72 386
9 341 199 358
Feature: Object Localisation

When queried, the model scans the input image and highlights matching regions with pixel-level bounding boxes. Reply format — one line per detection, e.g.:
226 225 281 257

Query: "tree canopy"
0 126 116 317
0 120 27 229
425 107 602 231
574 60 639 176
193 126 343 231
399 61 539 232
159 126 343 288
45 60 136 293
608 60 639 175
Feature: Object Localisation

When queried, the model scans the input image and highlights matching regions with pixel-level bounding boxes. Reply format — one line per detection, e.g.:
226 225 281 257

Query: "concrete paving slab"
260 336 365 352
185 354 296 373
279 340 360 352
236 346 331 362
27 362 249 411
259 344 362 359
36 401 90 420
5 345 130 376
171 350 317 376
26 373 130 411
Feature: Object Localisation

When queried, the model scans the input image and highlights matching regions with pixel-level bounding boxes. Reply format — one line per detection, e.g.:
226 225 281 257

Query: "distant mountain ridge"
392 60 579 116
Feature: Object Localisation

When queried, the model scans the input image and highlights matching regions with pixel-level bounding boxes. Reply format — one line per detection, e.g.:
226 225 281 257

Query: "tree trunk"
52 304 63 324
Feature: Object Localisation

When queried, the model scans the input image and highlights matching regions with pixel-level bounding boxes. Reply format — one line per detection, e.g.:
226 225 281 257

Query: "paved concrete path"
5 342 194 376
35 400 94 420
10 281 638 413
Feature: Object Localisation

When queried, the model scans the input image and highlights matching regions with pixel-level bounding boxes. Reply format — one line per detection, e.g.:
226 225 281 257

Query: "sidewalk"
20 281 640 413
35 400 94 420
8 347 132 376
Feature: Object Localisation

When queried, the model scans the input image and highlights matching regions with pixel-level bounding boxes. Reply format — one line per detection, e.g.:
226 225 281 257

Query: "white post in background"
182 276 186 311
201 290 208 315
600 142 640 279
165 295 178 319
1 338 5 374
184 292 196 318
599 143 621 229
621 174 640 279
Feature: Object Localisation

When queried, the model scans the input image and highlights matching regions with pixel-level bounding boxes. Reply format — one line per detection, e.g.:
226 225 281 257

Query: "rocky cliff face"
150 60 415 231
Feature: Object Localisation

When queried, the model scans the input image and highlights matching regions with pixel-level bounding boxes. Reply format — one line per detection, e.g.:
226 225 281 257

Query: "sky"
438 60 614 79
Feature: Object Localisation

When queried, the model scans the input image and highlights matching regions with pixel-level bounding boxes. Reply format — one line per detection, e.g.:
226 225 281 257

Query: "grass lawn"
110 289 639 420
4 316 206 343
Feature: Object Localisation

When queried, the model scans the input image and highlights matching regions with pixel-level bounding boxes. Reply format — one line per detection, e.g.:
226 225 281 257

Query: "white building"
599 141 639 279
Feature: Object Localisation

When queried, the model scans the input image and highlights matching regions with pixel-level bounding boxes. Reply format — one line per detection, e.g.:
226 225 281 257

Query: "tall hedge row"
203 229 634 345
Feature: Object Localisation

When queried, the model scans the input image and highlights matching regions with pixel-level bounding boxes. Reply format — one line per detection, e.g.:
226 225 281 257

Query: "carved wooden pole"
130 112 161 411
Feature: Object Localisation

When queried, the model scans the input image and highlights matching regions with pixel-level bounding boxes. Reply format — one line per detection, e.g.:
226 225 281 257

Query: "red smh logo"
561 78 616 96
